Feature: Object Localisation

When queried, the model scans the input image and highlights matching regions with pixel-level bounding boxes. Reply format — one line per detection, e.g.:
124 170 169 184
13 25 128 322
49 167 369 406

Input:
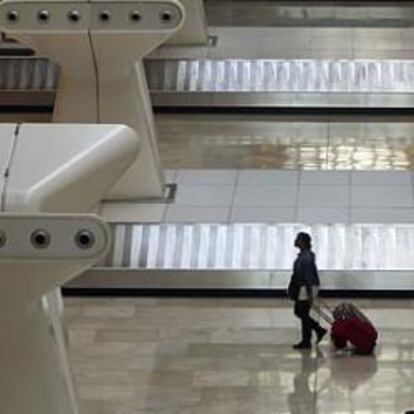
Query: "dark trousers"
294 300 323 344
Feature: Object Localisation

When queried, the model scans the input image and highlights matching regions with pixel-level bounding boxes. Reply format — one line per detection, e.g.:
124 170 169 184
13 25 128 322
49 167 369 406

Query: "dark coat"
287 249 320 301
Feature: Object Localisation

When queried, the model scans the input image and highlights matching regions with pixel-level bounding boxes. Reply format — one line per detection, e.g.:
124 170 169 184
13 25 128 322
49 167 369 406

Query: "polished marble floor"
65 297 414 414
151 27 414 60
157 117 414 171
102 119 414 224
97 118 414 224
204 1 414 29
101 169 414 223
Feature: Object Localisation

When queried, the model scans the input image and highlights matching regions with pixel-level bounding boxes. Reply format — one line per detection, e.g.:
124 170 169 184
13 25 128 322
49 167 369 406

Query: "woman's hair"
297 232 312 249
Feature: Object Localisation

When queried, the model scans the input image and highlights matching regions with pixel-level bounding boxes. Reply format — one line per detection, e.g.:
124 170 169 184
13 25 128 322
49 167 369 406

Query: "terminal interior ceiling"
3 1 414 414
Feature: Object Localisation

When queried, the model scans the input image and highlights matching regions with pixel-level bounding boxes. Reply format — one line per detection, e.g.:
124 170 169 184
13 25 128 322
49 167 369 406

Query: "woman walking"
288 232 327 350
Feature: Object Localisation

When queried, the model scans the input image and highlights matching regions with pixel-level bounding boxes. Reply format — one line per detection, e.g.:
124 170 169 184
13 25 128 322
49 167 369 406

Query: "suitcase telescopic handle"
312 299 334 325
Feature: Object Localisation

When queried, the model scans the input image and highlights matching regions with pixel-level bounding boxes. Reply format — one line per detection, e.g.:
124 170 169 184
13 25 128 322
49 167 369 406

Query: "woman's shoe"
316 328 327 344
292 342 311 350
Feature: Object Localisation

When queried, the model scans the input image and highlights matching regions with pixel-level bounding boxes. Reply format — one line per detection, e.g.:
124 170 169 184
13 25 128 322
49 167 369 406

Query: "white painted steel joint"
0 1 184 33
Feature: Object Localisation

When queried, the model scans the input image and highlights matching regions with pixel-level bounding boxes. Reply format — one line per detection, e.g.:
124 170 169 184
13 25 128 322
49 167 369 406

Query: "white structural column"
167 0 208 45
0 0 185 199
0 214 110 414
4 124 140 212
0 124 16 204
90 0 185 198
0 1 97 122
0 124 140 414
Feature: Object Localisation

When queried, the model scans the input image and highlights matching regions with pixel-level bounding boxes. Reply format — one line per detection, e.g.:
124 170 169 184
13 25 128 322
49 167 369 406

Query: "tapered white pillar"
90 0 185 197
0 214 110 414
0 123 140 414
0 1 97 122
0 0 185 199
167 0 208 45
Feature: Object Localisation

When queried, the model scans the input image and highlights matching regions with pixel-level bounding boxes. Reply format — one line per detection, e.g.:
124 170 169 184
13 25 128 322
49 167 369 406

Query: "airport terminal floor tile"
156 118 414 171
101 168 414 223
65 297 414 414
152 27 414 61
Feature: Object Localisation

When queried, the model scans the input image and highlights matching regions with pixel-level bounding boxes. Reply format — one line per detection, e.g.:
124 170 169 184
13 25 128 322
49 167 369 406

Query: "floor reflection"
156 117 414 171
328 351 378 392
66 298 414 414
287 348 379 414
287 349 321 414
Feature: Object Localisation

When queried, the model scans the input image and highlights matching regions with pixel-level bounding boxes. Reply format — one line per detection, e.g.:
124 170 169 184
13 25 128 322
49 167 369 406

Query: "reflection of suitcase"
313 301 378 354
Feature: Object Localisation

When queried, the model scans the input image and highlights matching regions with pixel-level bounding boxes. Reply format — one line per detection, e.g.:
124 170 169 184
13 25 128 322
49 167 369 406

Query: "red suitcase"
331 317 378 354
313 301 378 354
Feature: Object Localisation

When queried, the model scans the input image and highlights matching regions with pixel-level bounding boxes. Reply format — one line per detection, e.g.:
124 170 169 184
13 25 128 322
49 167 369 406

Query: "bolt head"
37 9 50 23
130 10 141 22
7 10 19 23
68 10 81 23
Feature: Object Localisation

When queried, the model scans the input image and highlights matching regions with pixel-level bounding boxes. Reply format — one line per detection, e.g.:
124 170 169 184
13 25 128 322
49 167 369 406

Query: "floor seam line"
227 170 240 223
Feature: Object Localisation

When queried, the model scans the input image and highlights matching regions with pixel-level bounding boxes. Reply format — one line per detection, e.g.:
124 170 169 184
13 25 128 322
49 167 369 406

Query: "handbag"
287 275 300 300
